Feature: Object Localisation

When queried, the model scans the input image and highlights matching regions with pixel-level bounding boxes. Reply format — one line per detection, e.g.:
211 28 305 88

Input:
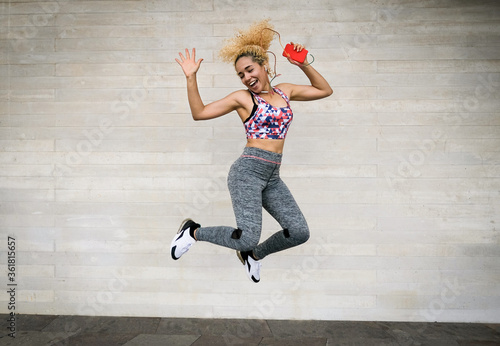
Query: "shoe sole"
171 218 193 260
236 251 245 265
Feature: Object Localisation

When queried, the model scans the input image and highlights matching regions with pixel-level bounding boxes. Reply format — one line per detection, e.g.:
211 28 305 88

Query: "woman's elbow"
320 87 333 99
191 112 205 121
325 82 334 96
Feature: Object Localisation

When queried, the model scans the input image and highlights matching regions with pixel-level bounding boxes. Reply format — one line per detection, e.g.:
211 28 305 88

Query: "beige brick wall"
1 0 499 322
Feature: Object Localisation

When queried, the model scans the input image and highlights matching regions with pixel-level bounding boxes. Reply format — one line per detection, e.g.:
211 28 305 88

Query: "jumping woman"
171 20 332 283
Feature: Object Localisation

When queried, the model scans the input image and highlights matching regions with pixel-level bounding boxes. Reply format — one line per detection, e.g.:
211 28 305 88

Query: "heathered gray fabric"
195 147 309 259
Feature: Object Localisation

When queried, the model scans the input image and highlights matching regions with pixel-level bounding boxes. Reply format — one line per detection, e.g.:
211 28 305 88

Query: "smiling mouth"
249 80 257 87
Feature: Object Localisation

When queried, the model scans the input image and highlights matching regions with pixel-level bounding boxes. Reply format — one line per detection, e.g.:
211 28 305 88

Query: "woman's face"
235 56 269 93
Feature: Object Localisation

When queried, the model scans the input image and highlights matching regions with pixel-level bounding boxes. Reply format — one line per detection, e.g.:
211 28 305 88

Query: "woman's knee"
285 226 310 245
231 228 259 251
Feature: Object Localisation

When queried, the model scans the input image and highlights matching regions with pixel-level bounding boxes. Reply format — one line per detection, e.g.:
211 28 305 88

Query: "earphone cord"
260 28 283 84
260 28 286 52
267 51 281 85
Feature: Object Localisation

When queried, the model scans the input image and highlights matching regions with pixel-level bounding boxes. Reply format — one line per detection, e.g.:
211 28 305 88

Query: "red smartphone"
282 43 308 64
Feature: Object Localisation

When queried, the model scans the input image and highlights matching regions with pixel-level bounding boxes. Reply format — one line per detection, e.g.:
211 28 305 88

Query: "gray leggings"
196 147 310 259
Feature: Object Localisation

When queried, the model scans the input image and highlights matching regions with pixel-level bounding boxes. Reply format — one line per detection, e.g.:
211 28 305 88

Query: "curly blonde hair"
218 19 275 68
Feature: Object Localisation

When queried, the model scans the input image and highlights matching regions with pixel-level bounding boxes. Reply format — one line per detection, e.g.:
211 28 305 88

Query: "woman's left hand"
286 42 308 66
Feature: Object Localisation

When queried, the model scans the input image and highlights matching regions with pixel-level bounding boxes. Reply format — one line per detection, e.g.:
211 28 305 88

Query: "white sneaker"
171 219 199 260
237 251 261 283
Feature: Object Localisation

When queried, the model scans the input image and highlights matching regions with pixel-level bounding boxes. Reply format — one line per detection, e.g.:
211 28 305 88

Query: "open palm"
175 48 203 78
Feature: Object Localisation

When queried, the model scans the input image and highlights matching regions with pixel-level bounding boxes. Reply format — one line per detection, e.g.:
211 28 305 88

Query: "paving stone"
381 321 500 345
64 332 139 346
267 319 396 340
457 341 500 346
41 315 160 335
41 315 112 334
260 336 327 346
123 333 201 346
486 324 500 333
413 340 460 346
433 322 500 341
14 314 59 332
0 331 74 346
157 317 272 338
266 319 331 338
326 337 401 346
191 334 262 345
380 321 460 344
81 316 160 334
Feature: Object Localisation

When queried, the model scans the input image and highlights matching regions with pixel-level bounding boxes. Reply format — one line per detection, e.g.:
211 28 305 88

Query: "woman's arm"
176 48 243 121
280 43 333 102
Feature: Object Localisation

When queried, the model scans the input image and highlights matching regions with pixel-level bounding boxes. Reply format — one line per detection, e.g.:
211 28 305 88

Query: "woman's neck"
259 84 273 94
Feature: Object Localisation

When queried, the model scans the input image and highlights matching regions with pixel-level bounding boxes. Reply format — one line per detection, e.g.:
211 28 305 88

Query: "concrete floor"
1 314 499 345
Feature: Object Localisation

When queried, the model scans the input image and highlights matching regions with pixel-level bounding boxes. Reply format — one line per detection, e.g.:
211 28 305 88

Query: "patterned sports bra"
244 87 293 140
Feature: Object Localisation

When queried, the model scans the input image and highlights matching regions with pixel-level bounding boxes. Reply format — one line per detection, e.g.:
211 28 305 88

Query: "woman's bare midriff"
246 138 285 154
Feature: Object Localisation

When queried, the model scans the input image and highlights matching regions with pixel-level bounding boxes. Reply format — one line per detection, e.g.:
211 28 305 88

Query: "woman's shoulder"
227 89 252 99
221 89 254 111
274 83 294 98
221 89 252 104
274 83 294 92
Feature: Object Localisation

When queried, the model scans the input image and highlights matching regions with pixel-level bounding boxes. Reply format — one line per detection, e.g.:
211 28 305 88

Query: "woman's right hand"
175 48 203 78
